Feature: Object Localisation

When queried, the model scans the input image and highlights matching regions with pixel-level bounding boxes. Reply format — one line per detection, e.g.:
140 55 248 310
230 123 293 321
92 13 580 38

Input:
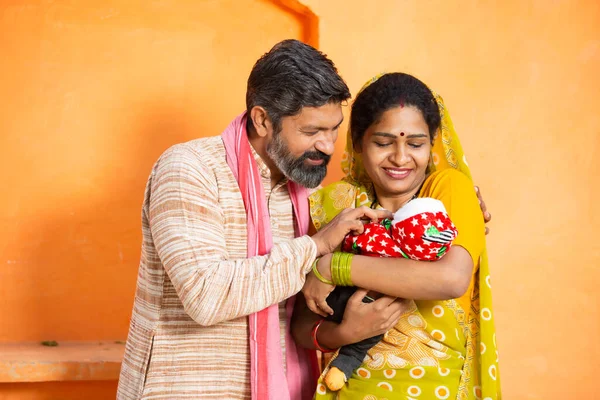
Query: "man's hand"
311 206 393 256
302 254 335 317
475 186 492 234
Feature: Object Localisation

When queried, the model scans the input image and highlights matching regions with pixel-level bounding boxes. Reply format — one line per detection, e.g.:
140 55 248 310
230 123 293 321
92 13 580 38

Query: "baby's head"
391 198 457 260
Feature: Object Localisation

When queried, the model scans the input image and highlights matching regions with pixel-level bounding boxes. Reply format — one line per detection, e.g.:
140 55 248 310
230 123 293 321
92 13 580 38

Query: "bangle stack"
331 252 353 286
311 319 335 353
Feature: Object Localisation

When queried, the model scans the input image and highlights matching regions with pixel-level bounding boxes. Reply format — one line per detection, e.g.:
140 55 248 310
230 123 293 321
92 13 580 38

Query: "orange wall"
306 1 600 398
1 0 599 398
0 1 310 398
0 0 311 341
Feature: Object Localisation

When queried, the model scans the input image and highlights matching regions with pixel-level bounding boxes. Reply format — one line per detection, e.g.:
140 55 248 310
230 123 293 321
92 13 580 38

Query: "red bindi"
400 132 405 136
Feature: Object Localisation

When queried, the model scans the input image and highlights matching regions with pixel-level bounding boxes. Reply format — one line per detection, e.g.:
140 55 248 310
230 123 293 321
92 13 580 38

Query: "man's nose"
315 131 337 155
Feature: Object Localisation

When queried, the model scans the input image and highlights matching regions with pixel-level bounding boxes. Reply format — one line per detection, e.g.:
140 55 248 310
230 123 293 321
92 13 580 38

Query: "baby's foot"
324 367 347 391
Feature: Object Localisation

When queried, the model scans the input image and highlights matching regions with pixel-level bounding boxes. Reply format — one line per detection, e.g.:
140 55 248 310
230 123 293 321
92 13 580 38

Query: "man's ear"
249 106 272 138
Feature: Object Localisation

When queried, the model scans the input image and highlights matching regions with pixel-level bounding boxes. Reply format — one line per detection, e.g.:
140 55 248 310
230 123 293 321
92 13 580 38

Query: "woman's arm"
317 246 473 300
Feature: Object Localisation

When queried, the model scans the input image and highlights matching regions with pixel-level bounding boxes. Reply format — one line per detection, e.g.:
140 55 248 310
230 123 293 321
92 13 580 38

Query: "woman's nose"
389 145 410 165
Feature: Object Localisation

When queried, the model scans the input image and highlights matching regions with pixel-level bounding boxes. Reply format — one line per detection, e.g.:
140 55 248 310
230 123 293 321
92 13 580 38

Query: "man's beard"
267 132 330 188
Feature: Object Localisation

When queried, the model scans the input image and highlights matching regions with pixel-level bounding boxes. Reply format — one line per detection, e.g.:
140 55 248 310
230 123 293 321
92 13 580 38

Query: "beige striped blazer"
117 136 316 399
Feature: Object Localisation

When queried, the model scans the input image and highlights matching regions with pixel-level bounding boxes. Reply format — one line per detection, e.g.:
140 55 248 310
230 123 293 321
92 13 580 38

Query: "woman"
291 73 501 399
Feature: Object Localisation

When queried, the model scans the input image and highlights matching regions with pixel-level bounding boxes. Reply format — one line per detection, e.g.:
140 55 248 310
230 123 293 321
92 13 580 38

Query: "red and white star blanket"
342 198 458 261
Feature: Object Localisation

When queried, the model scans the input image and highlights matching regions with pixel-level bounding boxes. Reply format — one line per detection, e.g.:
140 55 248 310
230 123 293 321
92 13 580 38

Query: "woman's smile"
382 167 412 180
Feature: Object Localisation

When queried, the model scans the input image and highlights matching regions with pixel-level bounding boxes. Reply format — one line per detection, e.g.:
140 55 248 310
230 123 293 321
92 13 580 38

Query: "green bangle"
311 257 333 285
331 252 353 286
332 252 341 286
341 253 354 286
331 252 342 286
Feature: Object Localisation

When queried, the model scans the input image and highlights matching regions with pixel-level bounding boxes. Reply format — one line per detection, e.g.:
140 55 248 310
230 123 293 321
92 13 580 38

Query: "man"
117 39 397 400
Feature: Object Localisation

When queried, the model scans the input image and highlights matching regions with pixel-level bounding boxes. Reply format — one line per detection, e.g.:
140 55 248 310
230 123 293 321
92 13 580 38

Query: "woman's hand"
302 254 335 317
311 206 393 256
475 186 492 234
337 289 410 343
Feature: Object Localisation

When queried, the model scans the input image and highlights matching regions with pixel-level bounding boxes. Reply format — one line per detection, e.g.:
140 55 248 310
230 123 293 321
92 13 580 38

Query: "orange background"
1 0 598 398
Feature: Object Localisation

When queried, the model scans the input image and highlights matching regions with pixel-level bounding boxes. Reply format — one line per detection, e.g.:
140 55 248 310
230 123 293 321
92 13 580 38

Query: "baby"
322 198 458 391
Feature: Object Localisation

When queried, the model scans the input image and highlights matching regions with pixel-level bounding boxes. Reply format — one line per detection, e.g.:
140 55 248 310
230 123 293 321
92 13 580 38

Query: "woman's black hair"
350 73 440 148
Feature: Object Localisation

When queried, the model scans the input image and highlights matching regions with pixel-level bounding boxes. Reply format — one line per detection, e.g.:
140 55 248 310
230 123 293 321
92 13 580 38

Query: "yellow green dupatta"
309 75 501 400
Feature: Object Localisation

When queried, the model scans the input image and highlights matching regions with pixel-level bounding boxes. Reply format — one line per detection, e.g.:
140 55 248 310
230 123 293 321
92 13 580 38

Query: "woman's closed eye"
374 141 393 147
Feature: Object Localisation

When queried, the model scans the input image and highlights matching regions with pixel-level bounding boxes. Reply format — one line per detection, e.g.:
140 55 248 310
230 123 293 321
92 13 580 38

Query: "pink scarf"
222 112 319 400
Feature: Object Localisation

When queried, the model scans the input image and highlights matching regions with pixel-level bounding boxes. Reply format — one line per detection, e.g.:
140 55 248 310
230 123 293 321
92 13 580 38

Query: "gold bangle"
312 257 333 285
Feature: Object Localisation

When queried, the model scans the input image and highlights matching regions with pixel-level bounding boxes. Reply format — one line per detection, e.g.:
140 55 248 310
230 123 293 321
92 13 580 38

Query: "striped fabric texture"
117 136 316 399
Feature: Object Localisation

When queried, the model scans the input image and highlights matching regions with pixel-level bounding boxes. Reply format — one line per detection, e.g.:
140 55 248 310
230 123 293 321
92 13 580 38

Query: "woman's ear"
353 137 363 154
249 106 272 138
430 129 438 145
